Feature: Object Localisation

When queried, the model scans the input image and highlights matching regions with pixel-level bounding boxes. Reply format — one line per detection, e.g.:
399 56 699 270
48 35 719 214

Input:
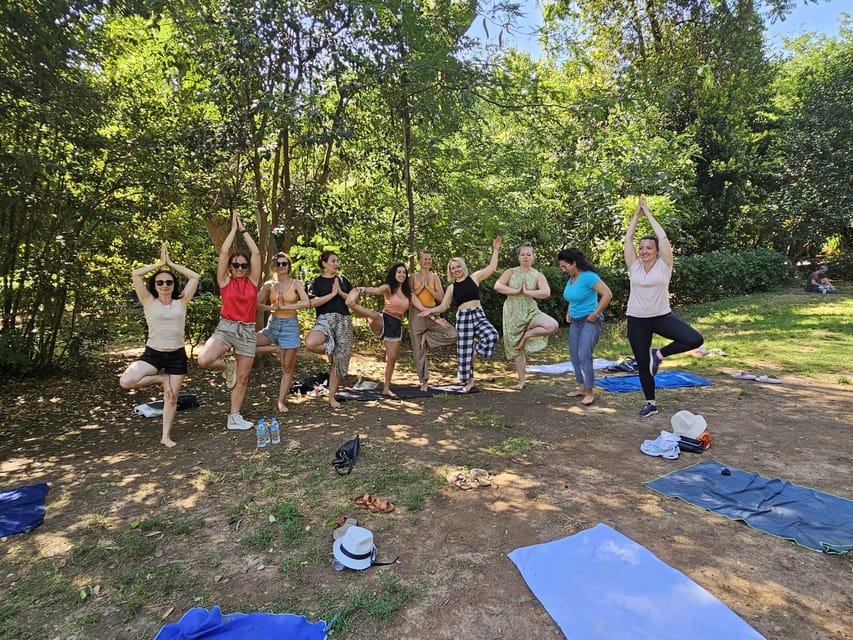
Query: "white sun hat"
333 526 376 570
671 410 708 439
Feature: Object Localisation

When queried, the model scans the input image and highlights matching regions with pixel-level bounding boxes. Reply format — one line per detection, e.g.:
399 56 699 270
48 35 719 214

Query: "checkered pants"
455 307 498 383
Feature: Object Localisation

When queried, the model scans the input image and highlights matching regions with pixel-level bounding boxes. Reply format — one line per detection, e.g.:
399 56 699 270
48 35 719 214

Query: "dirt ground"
1 338 851 640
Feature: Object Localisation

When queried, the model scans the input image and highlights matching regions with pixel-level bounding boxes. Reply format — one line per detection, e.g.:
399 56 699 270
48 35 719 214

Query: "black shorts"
140 346 188 375
380 313 403 342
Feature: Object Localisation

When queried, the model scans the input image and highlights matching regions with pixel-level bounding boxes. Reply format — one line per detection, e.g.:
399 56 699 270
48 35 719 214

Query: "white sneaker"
223 360 237 389
227 413 252 430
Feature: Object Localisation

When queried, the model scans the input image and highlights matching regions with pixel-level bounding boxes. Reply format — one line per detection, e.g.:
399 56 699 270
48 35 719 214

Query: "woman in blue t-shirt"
558 248 613 406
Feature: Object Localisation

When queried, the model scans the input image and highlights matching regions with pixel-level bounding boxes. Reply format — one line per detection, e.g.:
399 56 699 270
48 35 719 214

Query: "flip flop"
756 375 782 384
732 372 757 380
582 395 595 406
469 468 493 487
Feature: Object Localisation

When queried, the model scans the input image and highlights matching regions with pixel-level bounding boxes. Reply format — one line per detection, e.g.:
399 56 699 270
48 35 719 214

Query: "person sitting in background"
805 265 837 293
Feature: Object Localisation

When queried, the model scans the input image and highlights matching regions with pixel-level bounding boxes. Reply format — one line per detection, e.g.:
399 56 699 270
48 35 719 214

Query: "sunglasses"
230 262 250 269
275 260 290 267
155 279 174 286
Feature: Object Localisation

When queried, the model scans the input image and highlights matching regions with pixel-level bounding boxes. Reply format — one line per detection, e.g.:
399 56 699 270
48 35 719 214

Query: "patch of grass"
243 502 305 549
171 517 206 535
324 572 421 635
132 516 165 532
488 436 546 456
679 289 853 378
456 407 511 429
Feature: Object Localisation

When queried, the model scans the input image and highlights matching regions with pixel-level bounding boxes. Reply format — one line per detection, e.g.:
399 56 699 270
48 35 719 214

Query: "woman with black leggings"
624 197 703 417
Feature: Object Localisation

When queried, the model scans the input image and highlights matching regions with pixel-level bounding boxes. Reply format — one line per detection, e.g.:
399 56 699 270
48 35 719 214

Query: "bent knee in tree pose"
624 196 703 418
197 212 262 431
119 242 201 448
495 242 559 391
422 237 503 393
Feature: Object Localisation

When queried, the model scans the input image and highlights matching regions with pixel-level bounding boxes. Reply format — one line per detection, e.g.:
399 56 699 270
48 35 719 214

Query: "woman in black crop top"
421 237 502 392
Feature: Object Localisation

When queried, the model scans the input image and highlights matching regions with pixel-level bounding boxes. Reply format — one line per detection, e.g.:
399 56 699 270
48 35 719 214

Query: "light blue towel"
509 523 764 640
154 607 328 640
595 370 712 392
526 359 616 375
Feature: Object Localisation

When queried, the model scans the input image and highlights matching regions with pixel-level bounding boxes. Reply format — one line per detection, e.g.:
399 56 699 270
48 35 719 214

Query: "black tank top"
452 276 480 305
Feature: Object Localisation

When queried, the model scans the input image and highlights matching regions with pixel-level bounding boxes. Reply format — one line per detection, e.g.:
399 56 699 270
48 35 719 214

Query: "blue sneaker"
650 348 663 376
638 402 659 418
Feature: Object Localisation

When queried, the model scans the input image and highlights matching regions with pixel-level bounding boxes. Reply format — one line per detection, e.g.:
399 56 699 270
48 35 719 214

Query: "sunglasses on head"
230 262 250 269
275 260 290 267
155 279 174 286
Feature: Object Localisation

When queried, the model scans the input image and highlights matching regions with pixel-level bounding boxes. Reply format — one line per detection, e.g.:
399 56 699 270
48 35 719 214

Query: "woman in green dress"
494 243 559 389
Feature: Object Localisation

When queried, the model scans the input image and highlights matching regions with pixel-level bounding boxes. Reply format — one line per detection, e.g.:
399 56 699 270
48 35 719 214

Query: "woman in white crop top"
119 243 200 447
624 197 703 418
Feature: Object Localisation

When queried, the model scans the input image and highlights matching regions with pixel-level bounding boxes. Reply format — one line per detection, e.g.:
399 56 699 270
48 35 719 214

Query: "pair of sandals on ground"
731 372 782 384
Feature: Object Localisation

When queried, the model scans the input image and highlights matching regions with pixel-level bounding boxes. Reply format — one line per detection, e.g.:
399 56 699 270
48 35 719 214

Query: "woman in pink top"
197 212 262 431
346 263 429 397
120 243 200 447
624 197 703 418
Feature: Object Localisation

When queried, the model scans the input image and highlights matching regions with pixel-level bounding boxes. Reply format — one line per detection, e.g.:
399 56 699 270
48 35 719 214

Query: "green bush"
670 248 794 306
185 293 222 355
0 329 37 376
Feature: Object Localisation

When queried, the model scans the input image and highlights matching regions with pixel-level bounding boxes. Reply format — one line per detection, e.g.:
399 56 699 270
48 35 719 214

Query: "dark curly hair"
557 248 597 274
147 270 183 299
385 263 411 297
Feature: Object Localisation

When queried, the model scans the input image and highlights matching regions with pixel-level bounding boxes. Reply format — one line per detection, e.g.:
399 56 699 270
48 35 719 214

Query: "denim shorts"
261 315 301 349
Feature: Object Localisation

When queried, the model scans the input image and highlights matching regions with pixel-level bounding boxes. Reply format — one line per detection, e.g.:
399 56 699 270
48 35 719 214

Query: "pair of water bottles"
256 417 281 448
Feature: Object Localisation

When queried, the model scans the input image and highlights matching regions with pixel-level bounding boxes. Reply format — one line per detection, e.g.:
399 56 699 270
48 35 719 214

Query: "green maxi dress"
502 268 550 360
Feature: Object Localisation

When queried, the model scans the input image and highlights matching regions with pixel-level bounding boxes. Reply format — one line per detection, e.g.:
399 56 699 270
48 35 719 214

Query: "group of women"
121 198 703 447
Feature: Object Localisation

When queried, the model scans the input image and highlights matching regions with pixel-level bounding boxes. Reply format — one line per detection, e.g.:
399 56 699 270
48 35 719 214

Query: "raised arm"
624 200 642 268
471 236 502 284
235 214 262 285
130 254 166 305
640 198 673 267
164 244 201 302
216 213 240 287
359 284 391 297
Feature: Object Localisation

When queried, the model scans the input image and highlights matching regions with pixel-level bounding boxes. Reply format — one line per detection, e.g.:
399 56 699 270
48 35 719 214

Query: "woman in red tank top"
197 212 262 431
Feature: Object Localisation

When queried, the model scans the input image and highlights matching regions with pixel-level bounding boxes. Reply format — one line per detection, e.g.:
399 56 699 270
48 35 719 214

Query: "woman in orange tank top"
255 252 310 413
346 263 429 397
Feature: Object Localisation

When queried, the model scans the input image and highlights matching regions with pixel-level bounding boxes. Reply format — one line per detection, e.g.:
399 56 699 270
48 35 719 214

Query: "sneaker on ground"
650 348 663 376
224 360 237 390
638 402 659 418
227 413 253 430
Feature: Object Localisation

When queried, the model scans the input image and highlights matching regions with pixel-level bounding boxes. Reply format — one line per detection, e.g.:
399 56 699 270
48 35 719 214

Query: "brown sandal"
368 497 395 513
470 468 493 487
447 471 475 490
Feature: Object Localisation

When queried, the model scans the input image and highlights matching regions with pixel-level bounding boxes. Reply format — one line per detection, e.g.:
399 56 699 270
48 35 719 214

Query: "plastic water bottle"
269 417 280 445
256 418 269 448
332 558 345 571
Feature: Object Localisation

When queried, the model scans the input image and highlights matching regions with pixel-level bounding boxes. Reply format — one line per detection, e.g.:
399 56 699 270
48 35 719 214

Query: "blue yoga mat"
0 483 49 537
509 523 764 640
646 460 853 553
154 607 328 640
595 370 712 392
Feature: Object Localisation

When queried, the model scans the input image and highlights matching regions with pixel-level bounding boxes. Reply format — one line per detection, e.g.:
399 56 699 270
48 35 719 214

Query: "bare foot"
345 288 360 307
161 438 177 448
462 380 475 393
568 386 585 397
419 382 429 392
513 382 525 390
329 397 341 409
582 394 595 406
515 335 528 351
277 401 289 413
382 388 398 398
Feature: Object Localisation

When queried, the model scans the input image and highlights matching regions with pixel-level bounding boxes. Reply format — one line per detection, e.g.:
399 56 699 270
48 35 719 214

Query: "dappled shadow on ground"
1 344 851 640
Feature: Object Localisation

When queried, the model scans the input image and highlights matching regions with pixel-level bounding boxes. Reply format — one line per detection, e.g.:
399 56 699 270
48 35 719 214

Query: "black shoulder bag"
331 435 360 475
